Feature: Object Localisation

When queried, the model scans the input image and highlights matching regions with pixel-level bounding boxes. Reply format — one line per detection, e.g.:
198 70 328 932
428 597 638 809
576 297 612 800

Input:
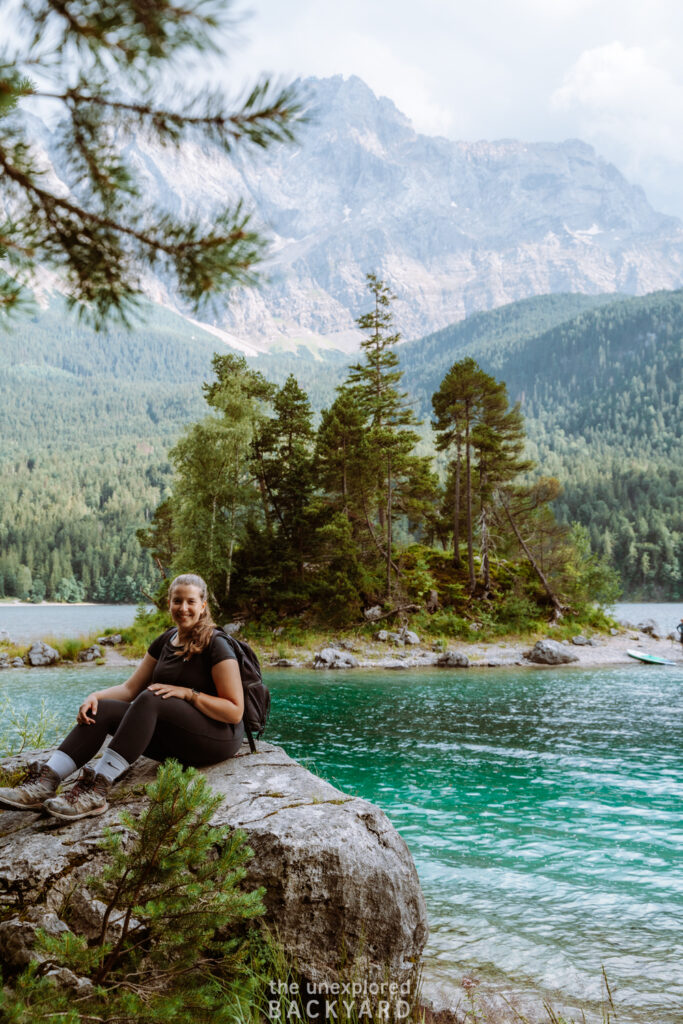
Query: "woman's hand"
148 683 192 701
77 694 99 725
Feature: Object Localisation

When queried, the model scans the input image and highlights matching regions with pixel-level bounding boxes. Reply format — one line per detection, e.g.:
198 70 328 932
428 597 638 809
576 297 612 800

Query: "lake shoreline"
98 627 682 671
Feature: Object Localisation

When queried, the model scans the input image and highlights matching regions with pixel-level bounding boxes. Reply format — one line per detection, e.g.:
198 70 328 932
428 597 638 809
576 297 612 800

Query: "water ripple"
4 662 683 1023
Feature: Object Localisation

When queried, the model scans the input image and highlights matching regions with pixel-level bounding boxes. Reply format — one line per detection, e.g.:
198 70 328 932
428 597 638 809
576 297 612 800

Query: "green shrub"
2 761 265 1023
0 694 60 759
495 593 544 632
120 604 173 657
39 633 103 661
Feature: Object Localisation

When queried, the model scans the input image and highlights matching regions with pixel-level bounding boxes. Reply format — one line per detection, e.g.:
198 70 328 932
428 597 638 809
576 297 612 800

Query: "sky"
222 0 683 219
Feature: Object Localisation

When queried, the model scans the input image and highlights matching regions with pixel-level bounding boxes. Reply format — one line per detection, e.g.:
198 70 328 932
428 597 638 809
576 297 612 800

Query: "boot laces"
24 762 52 783
64 769 102 804
22 763 42 784
19 762 55 797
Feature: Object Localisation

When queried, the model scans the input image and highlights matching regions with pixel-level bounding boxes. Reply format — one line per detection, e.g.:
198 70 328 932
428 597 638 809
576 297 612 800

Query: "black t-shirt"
147 628 237 697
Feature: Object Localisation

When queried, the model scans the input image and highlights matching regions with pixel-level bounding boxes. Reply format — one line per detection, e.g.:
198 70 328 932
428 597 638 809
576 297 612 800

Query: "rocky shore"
260 625 683 672
2 624 681 673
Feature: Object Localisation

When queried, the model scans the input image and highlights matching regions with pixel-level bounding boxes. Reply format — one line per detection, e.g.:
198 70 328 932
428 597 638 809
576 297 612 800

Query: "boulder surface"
96 634 122 646
0 742 427 986
78 645 102 662
27 642 60 666
436 650 469 668
313 647 359 669
526 639 579 665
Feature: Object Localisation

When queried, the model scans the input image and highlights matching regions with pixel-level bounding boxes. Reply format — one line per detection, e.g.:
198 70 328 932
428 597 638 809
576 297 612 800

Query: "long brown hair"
168 573 216 658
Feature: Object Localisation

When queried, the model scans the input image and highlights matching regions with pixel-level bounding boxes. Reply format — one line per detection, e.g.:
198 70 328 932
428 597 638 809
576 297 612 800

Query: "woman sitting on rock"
0 574 244 821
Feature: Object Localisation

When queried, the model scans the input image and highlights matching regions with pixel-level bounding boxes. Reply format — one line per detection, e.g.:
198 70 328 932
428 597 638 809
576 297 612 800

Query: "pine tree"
249 375 316 587
346 274 426 599
137 498 178 579
432 358 491 586
1 761 265 1023
493 477 572 617
0 1 304 325
315 390 367 524
472 384 531 591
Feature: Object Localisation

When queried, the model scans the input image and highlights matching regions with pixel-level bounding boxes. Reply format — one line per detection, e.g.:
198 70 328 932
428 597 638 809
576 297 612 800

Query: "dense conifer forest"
400 290 682 599
0 290 679 603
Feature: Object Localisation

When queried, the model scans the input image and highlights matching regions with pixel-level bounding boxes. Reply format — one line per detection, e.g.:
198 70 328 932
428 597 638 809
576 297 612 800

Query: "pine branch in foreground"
0 0 306 327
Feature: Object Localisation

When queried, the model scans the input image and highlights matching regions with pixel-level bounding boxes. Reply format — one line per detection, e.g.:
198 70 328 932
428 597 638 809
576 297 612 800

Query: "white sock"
46 751 78 779
94 748 130 783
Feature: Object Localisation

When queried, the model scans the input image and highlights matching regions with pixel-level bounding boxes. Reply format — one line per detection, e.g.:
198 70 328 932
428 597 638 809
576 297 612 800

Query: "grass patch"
118 604 173 658
0 639 29 660
0 765 25 787
41 632 98 661
0 694 60 758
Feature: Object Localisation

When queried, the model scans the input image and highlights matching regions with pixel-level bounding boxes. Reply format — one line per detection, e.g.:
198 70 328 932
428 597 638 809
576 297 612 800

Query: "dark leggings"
59 690 245 770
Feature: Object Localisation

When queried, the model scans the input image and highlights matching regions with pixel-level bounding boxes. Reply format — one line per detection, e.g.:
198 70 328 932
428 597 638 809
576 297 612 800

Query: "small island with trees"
133 274 618 651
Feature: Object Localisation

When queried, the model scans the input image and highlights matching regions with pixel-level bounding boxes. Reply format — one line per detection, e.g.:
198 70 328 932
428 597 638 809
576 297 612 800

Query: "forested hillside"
0 291 680 602
0 301 216 601
400 290 682 599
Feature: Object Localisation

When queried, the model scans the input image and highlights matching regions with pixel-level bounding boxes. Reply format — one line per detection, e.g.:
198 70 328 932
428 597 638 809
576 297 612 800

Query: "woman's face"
169 584 206 633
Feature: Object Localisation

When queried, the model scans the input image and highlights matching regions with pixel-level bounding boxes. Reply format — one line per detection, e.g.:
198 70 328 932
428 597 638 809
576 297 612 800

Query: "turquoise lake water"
1 662 682 1023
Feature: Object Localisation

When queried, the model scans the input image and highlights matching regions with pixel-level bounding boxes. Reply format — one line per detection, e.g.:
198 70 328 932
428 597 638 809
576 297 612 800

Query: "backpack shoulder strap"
214 628 257 753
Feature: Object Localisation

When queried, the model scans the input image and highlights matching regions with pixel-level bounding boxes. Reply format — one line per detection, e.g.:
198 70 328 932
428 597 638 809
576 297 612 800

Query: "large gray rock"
27 641 60 666
0 744 427 986
313 647 359 669
336 639 357 651
436 650 469 668
526 639 579 665
96 634 123 646
78 645 102 662
374 630 405 646
636 619 664 639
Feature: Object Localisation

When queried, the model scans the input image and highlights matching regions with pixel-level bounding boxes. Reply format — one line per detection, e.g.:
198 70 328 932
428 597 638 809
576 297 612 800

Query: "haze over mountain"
22 75 683 353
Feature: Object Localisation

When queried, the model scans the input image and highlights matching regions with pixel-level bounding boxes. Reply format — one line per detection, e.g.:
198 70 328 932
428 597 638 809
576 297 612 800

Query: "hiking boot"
0 762 60 811
43 768 111 821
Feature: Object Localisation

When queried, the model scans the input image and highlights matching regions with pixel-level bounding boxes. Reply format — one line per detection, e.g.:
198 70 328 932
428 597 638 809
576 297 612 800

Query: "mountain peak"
298 74 414 147
22 75 683 351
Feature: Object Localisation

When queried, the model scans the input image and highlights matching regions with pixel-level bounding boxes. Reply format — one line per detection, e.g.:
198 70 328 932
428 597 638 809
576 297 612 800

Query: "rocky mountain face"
31 76 683 350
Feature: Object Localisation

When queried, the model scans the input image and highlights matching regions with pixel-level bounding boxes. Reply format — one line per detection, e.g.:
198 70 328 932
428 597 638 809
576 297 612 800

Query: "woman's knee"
131 688 163 711
132 689 189 726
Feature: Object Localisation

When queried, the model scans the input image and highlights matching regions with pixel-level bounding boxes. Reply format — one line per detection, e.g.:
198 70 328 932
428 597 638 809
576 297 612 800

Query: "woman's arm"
149 658 244 725
77 654 157 724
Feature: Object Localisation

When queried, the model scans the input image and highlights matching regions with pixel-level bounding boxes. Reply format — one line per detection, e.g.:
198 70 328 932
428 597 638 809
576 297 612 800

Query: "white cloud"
219 1 683 215
553 42 683 138
551 42 683 211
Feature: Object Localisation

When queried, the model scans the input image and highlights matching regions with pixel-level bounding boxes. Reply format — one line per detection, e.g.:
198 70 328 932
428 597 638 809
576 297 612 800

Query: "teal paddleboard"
627 649 676 666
